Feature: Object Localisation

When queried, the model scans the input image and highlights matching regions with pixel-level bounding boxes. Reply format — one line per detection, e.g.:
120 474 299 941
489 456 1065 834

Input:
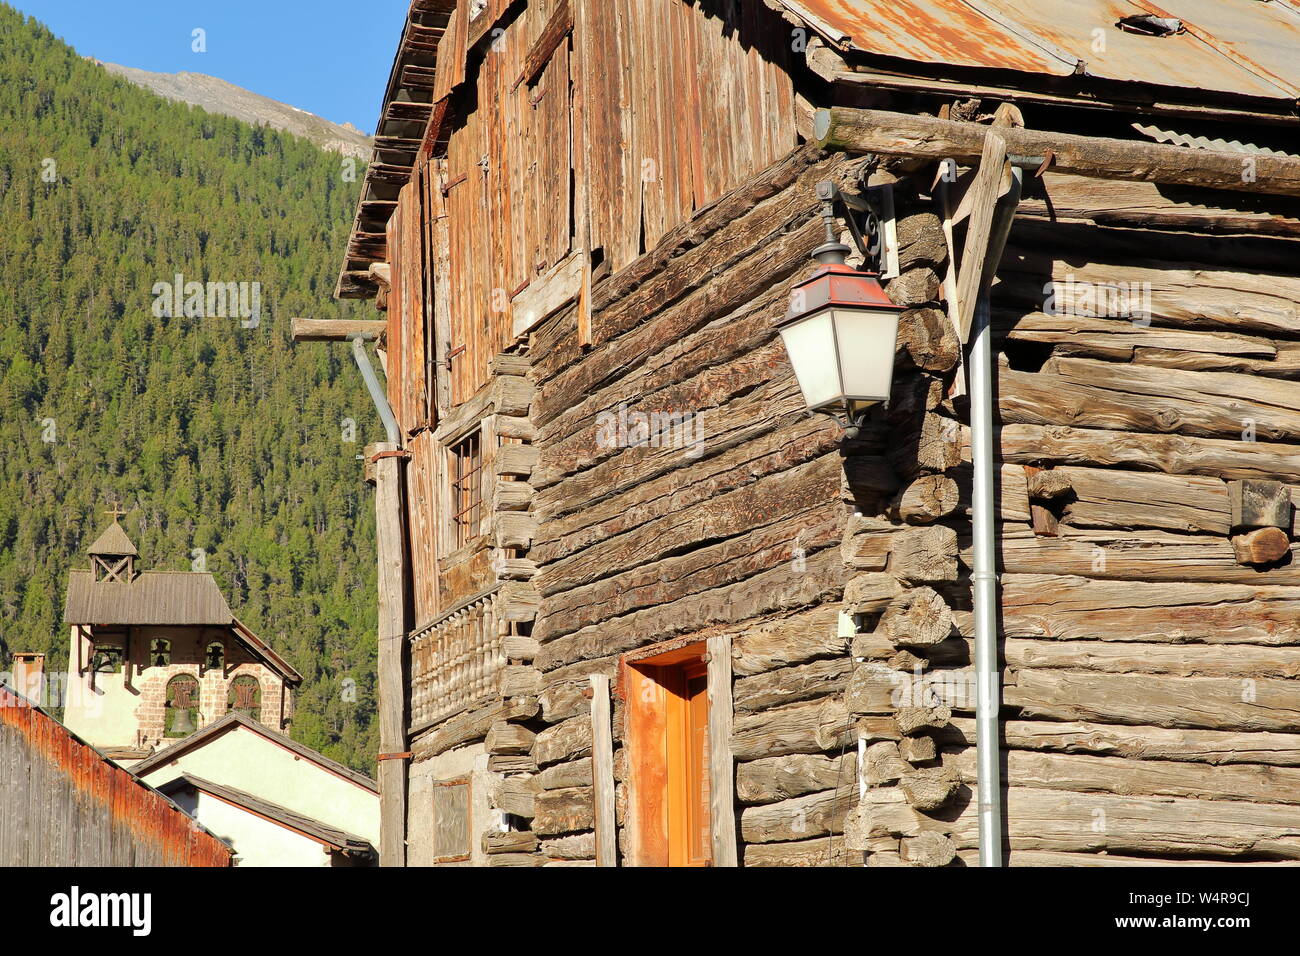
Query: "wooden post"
954 132 1010 343
369 440 410 867
706 634 738 867
588 673 617 866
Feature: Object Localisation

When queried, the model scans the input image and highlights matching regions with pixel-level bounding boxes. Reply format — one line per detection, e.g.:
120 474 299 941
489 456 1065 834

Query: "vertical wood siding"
0 688 232 866
387 0 797 413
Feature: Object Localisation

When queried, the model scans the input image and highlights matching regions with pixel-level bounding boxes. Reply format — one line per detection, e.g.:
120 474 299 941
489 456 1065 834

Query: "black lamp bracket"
815 181 898 278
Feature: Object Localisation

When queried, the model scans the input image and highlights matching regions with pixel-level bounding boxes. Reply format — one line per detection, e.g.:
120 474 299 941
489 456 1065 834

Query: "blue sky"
9 0 410 133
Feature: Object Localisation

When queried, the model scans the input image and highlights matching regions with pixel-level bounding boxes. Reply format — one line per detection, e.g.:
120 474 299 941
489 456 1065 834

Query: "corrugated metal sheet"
1133 122 1300 158
782 0 1078 74
0 685 233 866
782 0 1300 99
65 570 234 625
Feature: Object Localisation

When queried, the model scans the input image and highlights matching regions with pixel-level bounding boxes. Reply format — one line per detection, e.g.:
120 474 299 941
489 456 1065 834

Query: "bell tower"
87 509 137 583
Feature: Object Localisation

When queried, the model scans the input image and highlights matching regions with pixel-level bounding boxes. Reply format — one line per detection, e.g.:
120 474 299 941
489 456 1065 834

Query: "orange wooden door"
667 660 711 867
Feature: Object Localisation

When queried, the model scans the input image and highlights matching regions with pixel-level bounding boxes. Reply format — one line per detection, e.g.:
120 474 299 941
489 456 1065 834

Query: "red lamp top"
779 262 904 326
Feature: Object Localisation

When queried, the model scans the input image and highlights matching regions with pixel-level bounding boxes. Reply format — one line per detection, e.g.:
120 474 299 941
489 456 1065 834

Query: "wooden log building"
301 0 1300 866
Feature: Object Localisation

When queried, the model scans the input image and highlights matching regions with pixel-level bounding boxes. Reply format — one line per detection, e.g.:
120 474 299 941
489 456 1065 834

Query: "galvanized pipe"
970 167 1023 868
350 334 401 446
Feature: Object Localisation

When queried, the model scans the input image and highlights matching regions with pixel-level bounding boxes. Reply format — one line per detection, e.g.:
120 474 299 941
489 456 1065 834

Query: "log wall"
843 170 1300 867
399 137 1300 866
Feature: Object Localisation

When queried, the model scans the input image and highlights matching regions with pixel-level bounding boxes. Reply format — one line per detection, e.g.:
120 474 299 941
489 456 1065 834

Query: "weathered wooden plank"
532 787 594 837
735 753 856 805
1024 171 1300 238
996 253 1300 337
533 715 593 767
729 605 847 677
1053 466 1231 534
587 674 616 867
965 849 1300 866
290 318 388 342
944 717 1300 766
1000 359 1300 444
859 784 1300 858
730 698 857 762
816 106 1300 199
997 423 1300 483
999 638 1300 679
742 836 854 867
534 546 844 673
998 310 1278 359
534 504 842 644
707 633 738 868
1007 669 1300 732
739 788 853 844
943 748 1300 807
987 572 1300 647
733 658 852 715
371 441 409 867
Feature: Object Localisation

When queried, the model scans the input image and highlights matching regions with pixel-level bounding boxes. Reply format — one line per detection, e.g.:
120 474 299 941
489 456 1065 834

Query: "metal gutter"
351 335 402 446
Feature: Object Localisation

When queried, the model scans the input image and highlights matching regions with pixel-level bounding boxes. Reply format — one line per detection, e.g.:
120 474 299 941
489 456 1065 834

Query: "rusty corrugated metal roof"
65 569 234 625
781 0 1300 99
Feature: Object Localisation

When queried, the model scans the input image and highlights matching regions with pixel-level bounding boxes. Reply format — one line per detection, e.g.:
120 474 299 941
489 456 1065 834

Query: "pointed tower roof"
87 520 138 558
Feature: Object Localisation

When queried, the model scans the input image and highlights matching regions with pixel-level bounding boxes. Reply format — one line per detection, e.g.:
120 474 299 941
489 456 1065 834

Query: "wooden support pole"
291 318 387 343
954 132 1010 343
588 673 617 867
815 107 1300 198
707 634 739 867
369 440 410 867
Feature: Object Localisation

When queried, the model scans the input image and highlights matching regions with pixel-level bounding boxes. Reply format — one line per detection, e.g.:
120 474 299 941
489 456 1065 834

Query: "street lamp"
776 183 903 436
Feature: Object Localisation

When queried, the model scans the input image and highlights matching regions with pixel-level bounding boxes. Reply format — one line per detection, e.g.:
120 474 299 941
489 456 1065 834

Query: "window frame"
449 429 484 551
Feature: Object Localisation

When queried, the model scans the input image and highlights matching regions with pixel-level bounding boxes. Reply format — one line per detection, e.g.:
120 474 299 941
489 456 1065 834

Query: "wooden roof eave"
335 1 457 300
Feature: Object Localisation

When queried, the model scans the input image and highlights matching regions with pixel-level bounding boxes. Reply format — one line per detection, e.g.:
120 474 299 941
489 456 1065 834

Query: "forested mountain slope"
0 4 381 771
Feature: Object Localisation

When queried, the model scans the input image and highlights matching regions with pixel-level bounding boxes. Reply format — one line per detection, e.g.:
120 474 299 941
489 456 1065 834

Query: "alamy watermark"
595 403 706 459
152 273 261 328
1043 273 1152 324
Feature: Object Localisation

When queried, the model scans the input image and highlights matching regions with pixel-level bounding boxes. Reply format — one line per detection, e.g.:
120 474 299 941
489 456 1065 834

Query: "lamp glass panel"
833 307 899 403
778 309 841 410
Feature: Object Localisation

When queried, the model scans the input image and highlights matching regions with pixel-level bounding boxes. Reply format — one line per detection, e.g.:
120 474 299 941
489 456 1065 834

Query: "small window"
150 639 171 667
432 777 472 863
204 641 225 672
228 675 261 718
450 431 483 549
91 645 124 674
165 674 201 738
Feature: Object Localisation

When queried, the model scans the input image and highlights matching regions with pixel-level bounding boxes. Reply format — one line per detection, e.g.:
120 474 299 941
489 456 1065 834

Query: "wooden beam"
588 674 617 867
291 318 387 343
513 0 573 92
369 440 410 866
815 107 1300 199
707 634 739 867
953 132 1010 342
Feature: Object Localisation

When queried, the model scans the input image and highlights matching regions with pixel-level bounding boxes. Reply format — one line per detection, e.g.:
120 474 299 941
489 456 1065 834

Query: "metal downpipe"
351 334 401 446
971 167 1023 868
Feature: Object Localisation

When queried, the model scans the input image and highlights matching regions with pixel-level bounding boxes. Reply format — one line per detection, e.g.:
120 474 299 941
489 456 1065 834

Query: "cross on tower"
103 507 127 521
